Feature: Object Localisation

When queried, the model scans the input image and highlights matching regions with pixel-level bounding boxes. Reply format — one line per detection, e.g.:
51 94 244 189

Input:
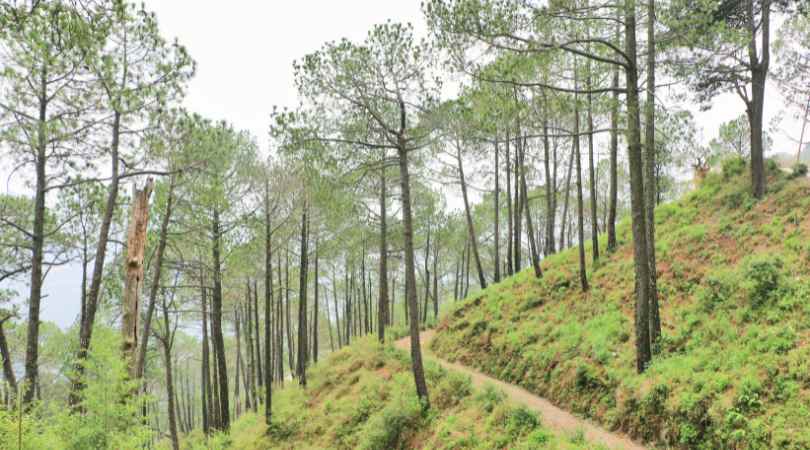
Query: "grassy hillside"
431 160 810 450
180 337 606 450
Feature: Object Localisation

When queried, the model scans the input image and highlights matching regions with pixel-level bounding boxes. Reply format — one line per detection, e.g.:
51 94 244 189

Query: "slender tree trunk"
542 97 556 256
296 201 309 387
264 180 273 424
70 111 122 408
432 239 439 319
253 279 262 397
244 284 256 411
513 132 523 272
211 209 230 430
573 85 590 292
457 144 487 288
313 240 319 363
397 116 429 407
519 140 543 279
122 180 154 380
285 247 294 375
748 0 770 199
378 161 389 342
23 78 49 407
494 139 501 282
0 319 17 394
160 303 179 450
201 279 211 435
505 133 514 276
333 271 342 347
645 0 662 349
608 54 620 252
234 306 243 418
625 0 653 373
137 177 175 379
560 147 575 251
586 55 600 262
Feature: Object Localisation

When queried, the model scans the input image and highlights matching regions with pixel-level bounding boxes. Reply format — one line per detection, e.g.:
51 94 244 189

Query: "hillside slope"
193 337 606 450
431 161 810 450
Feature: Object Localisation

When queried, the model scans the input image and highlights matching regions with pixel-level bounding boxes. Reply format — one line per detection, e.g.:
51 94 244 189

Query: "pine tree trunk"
264 180 273 424
378 160 389 342
645 0 662 349
211 209 230 430
70 110 122 408
519 140 543 279
573 87 590 292
397 121 430 407
608 53 620 253
201 277 211 435
137 177 175 379
505 132 514 276
457 144 487 288
625 0 653 373
494 140 502 282
296 201 309 387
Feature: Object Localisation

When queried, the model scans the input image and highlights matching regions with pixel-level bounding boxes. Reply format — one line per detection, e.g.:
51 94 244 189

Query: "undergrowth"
188 337 605 449
431 159 810 449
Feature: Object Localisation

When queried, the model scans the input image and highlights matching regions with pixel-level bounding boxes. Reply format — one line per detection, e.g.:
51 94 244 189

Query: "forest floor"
395 331 648 450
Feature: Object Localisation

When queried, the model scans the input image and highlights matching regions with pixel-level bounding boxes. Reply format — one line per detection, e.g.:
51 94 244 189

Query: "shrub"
434 371 472 409
722 157 747 179
742 256 784 308
357 395 422 450
475 384 505 413
789 163 808 179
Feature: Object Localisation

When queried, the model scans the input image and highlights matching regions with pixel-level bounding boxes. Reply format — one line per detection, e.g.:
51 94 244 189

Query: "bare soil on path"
394 330 649 450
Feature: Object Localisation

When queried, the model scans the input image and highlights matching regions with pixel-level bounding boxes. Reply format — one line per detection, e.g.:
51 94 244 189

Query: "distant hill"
431 164 810 449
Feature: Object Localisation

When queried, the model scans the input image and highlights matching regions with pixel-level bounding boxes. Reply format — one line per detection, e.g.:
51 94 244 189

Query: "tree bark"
505 133 514 276
542 97 556 256
160 299 179 450
137 176 175 379
22 72 47 407
560 147 575 251
313 240 319 363
625 0 653 373
748 0 770 199
122 179 154 379
573 87 590 291
645 0 662 349
608 54 620 253
457 143 487 289
586 55 600 262
0 318 17 394
201 277 211 435
494 139 501 282
378 161 389 342
70 110 122 408
519 140 543 279
397 108 429 407
211 209 230 430
296 200 309 387
263 180 273 424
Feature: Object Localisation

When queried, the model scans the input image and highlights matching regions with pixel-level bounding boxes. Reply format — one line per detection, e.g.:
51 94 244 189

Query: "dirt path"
395 331 648 450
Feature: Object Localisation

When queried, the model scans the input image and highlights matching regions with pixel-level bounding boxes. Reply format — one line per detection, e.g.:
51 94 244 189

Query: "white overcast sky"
141 0 426 152
5 1 804 329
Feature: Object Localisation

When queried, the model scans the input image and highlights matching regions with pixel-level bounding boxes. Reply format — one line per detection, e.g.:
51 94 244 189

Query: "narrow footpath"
394 330 649 450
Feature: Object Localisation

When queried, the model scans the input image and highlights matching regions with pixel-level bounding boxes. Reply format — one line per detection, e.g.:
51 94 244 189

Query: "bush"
475 384 505 413
434 371 472 409
790 163 808 179
722 157 747 179
357 395 422 450
743 256 784 308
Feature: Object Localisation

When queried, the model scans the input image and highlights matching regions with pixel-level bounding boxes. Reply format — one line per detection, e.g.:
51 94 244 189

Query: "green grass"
431 160 810 450
189 337 606 449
